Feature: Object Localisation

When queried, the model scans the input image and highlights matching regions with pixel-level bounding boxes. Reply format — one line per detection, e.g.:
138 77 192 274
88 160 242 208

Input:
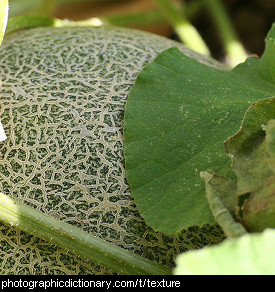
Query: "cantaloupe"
0 25 225 275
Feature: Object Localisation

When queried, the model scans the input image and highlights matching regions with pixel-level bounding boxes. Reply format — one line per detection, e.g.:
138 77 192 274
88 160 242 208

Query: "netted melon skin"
0 26 224 275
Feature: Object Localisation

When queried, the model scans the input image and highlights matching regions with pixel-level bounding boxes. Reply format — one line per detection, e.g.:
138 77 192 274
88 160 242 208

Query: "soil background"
183 0 275 60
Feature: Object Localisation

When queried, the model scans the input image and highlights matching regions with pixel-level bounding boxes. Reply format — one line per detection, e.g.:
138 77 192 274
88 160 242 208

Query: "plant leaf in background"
8 0 58 17
173 228 275 275
258 23 275 85
124 24 275 235
242 119 275 231
200 171 247 238
266 119 275 172
0 0 8 142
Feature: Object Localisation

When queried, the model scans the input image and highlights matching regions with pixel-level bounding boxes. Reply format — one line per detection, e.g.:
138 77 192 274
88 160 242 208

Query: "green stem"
205 0 247 67
154 0 210 56
0 0 9 45
0 192 171 275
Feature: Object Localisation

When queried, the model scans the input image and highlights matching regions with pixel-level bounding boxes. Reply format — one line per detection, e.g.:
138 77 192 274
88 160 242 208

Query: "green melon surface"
0 25 224 275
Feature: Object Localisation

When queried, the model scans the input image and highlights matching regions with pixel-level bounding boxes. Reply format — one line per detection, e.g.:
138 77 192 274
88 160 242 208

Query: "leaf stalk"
0 192 171 275
204 0 248 67
155 0 210 56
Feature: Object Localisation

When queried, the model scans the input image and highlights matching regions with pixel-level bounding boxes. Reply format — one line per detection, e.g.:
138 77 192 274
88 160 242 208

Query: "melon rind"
0 25 224 275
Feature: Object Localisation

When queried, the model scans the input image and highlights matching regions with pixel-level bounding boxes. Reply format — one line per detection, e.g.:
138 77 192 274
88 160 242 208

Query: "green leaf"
173 228 275 275
124 47 275 235
6 15 58 35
